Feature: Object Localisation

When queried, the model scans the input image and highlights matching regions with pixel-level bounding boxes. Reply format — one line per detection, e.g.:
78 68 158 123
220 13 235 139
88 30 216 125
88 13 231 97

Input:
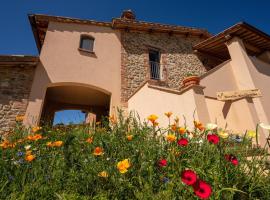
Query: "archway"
40 84 111 126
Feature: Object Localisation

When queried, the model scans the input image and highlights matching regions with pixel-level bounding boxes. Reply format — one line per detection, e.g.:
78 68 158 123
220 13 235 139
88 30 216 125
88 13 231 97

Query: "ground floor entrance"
40 84 111 126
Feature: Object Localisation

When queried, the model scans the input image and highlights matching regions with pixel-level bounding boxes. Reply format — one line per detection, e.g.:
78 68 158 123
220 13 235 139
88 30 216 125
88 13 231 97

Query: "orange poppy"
86 137 93 144
93 147 104 156
25 154 35 162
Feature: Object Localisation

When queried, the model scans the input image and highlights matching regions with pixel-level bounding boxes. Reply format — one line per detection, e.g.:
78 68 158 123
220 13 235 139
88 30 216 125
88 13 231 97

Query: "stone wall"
121 31 208 103
0 66 35 134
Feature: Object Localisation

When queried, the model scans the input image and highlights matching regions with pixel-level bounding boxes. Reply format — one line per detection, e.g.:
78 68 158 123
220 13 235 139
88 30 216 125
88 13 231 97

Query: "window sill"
148 79 167 87
78 48 96 55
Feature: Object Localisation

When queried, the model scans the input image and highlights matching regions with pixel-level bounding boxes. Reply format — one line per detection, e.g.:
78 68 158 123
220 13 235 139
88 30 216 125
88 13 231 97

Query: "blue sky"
1 0 269 124
1 0 269 55
53 110 85 125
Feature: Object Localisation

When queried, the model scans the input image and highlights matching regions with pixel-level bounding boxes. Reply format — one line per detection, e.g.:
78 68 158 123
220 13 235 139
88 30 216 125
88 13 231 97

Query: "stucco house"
0 10 270 144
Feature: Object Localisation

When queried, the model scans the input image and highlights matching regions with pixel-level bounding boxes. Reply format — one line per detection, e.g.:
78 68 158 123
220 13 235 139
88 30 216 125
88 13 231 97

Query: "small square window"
79 36 94 52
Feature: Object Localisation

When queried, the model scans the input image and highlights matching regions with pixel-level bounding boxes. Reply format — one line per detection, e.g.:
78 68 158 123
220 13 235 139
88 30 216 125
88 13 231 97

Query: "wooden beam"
194 49 228 61
244 42 262 54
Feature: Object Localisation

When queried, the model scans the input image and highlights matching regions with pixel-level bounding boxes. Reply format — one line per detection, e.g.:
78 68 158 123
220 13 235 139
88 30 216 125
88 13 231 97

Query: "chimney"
121 9 136 20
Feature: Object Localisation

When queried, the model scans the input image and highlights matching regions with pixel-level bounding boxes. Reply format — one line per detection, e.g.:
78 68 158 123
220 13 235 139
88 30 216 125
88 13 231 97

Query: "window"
149 49 161 80
79 35 94 52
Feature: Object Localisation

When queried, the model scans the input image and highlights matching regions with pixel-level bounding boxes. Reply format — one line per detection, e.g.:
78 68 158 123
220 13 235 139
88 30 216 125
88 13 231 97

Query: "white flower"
206 123 218 130
259 123 270 130
24 145 31 150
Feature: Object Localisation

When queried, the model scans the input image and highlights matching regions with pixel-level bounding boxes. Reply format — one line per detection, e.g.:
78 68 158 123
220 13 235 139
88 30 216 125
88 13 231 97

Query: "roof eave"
193 22 270 50
28 14 42 53
112 18 211 38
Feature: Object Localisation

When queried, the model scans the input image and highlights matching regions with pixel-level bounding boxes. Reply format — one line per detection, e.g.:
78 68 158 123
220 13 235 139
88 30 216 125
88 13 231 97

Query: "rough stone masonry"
120 31 209 103
0 65 35 134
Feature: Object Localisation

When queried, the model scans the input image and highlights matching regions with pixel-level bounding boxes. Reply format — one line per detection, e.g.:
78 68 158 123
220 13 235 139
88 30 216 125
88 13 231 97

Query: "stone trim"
120 32 128 106
127 80 206 101
0 55 39 67
148 84 205 95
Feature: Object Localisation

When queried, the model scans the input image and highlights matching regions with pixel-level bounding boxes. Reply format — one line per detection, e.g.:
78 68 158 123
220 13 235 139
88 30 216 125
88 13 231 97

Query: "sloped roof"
193 22 270 60
28 13 211 52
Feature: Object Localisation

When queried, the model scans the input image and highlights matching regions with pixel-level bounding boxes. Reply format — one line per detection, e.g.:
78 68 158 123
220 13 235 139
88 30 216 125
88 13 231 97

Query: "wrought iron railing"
149 61 162 80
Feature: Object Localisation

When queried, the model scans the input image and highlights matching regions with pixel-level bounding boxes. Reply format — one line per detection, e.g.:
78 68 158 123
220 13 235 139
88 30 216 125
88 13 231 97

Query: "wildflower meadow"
0 111 270 199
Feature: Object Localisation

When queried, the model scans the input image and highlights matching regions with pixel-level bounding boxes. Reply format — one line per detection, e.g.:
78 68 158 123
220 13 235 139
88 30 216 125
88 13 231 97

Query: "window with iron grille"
149 49 160 80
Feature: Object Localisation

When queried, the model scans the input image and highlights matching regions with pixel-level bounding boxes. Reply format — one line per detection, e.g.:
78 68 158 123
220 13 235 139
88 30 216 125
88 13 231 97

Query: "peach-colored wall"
201 61 237 97
201 61 256 133
128 84 200 128
226 37 269 144
248 56 270 122
25 21 122 124
204 98 255 132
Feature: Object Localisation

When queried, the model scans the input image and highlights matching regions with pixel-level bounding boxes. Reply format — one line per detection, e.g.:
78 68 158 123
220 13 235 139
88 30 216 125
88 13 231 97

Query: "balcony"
149 61 162 80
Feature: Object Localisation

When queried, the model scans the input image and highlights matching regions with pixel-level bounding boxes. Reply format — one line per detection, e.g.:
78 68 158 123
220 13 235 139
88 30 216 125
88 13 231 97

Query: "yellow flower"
126 135 133 141
93 147 104 156
164 112 173 118
117 159 131 174
147 114 158 124
86 137 93 144
15 115 25 122
31 126 42 133
218 131 229 139
247 130 256 138
98 171 109 178
178 127 186 134
166 134 176 142
25 154 35 162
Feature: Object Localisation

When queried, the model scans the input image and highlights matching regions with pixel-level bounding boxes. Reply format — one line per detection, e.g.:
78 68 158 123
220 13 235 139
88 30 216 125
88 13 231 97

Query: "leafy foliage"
0 112 269 199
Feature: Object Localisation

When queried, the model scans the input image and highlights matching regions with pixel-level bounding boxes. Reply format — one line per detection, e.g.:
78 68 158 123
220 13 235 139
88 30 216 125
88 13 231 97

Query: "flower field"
0 112 270 199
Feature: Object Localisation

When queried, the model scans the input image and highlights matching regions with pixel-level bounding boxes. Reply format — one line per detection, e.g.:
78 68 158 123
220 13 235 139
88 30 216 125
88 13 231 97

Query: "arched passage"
40 83 111 125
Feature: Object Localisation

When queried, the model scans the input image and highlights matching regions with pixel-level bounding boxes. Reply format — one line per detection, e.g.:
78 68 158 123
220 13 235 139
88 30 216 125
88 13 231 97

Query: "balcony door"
149 49 160 80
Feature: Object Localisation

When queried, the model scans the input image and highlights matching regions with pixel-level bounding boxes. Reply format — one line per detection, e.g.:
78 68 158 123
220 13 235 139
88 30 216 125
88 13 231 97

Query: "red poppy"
193 180 212 199
177 138 188 147
225 154 239 166
181 170 197 186
158 159 167 167
207 134 219 145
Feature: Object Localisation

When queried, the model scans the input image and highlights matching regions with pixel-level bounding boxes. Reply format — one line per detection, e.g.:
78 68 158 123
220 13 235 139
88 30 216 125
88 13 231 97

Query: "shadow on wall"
222 101 232 119
25 61 51 125
251 56 270 76
49 22 121 45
